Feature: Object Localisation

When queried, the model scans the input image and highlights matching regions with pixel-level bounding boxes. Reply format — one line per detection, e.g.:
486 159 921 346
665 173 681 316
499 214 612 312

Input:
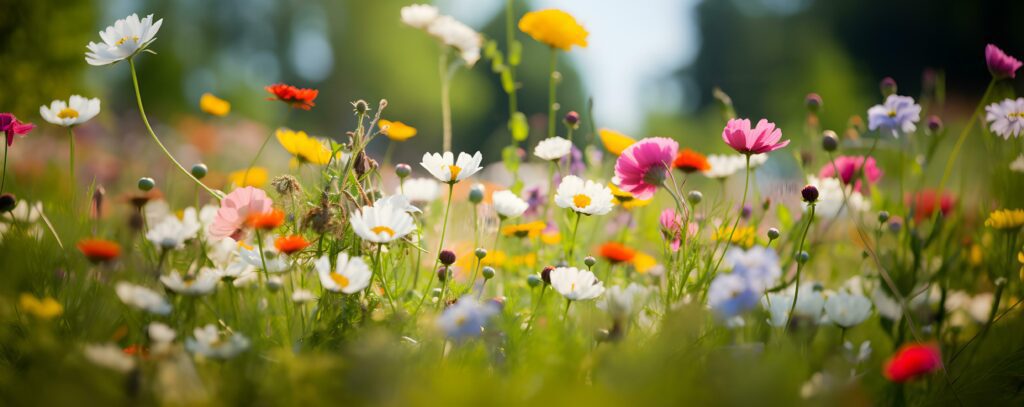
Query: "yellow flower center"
1010 112 1024 119
455 315 468 327
115 35 140 46
572 194 591 208
887 110 897 118
447 165 462 180
330 272 350 288
371 225 396 237
57 108 79 119
570 282 576 292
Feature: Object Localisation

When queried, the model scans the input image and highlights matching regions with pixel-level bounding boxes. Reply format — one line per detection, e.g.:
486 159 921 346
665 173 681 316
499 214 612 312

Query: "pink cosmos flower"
818 156 882 193
986 44 1022 79
0 113 36 147
659 207 698 252
614 137 679 200
721 118 789 155
209 186 274 241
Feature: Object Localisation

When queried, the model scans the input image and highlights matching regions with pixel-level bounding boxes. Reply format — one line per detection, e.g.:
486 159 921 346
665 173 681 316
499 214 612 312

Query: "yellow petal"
379 120 417 142
228 167 268 188
199 93 231 117
599 128 636 156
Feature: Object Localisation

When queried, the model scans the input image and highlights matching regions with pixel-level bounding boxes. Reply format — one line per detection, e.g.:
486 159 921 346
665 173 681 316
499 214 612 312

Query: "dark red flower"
0 113 36 147
907 190 955 222
883 343 941 383
265 84 318 110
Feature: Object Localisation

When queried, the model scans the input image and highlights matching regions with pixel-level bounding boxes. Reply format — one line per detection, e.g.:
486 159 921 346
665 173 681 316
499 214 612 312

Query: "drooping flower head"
378 120 417 142
986 44 1022 79
39 96 101 127
265 83 318 110
673 148 711 173
883 343 942 383
554 175 614 216
722 118 789 155
85 13 163 66
349 197 416 244
0 113 35 147
818 156 883 193
868 95 921 137
614 137 679 200
549 267 605 301
985 98 1024 140
209 187 274 241
518 9 588 51
436 296 500 341
420 151 483 184
315 252 372 294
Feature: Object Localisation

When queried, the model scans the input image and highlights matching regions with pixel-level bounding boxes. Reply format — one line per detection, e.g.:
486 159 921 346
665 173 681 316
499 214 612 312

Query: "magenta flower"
209 186 274 241
721 118 789 155
986 44 1022 79
614 137 679 200
818 156 883 193
0 113 36 147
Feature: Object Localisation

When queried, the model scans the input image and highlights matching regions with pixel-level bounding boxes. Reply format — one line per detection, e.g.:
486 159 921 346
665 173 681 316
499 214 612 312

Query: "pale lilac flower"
985 97 1024 139
436 296 499 341
867 95 921 137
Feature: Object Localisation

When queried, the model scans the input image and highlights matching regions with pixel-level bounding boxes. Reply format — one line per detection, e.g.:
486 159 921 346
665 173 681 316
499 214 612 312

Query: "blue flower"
708 274 760 320
867 95 921 137
724 246 781 291
436 296 499 341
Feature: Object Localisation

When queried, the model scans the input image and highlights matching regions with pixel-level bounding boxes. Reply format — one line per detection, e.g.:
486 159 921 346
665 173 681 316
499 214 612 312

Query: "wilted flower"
549 267 605 301
39 95 101 127
265 83 318 110
116 282 171 315
85 13 163 66
436 296 499 341
615 137 679 200
722 118 789 155
160 269 219 296
315 252 372 294
533 136 573 161
379 119 417 142
492 190 529 220
984 98 1024 139
518 9 588 51
555 175 614 216
420 151 483 184
867 95 921 137
186 324 250 359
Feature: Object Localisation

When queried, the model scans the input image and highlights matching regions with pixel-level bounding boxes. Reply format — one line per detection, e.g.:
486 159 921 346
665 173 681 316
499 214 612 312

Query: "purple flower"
522 185 545 218
708 274 760 320
867 95 921 137
986 44 1022 80
0 113 36 147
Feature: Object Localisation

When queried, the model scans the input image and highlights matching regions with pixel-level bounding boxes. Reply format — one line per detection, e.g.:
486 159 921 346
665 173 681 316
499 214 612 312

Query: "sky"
441 0 701 134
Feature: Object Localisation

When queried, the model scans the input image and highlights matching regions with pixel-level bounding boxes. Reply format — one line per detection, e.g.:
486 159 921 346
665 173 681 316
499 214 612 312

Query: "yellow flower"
229 167 268 188
379 120 417 142
19 293 63 320
502 221 547 238
275 128 334 165
599 128 636 156
712 225 757 248
199 93 231 116
985 209 1024 230
969 244 983 267
541 230 561 245
632 252 657 274
609 183 652 209
518 9 588 51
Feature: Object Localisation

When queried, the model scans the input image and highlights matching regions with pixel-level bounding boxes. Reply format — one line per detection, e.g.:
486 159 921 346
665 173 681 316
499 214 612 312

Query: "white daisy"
185 324 249 359
315 252 372 294
349 198 416 244
549 267 605 301
239 238 291 273
398 177 441 203
492 190 528 220
420 151 483 184
39 95 101 127
400 4 439 29
146 207 202 250
85 13 163 66
160 268 219 296
425 16 482 66
598 283 649 319
377 194 421 214
823 291 872 328
554 175 614 216
533 137 572 161
985 97 1024 139
292 289 317 304
115 282 171 315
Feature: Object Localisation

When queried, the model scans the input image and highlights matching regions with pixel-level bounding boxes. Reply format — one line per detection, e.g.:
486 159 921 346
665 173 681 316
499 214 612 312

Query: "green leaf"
509 112 528 142
776 203 793 231
509 41 522 66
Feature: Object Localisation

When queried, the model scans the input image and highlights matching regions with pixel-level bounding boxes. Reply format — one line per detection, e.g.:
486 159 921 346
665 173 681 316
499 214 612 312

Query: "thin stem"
505 0 518 115
68 127 76 206
439 53 453 152
522 286 547 336
785 204 815 328
567 211 582 260
547 47 559 140
433 184 455 309
255 229 269 283
0 135 7 193
937 79 995 195
243 132 274 186
563 299 572 320
129 58 221 200
711 155 751 273
375 243 398 313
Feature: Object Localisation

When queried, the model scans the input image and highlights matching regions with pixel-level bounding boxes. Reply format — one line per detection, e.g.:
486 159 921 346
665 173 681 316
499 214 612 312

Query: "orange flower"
274 235 310 255
598 242 636 263
673 148 710 173
247 209 286 230
77 238 121 263
265 83 318 110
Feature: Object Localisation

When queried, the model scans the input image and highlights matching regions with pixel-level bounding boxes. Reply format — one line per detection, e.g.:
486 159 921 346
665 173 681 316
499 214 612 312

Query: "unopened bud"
482 266 495 280
137 177 155 191
395 163 412 178
822 130 839 152
190 163 208 179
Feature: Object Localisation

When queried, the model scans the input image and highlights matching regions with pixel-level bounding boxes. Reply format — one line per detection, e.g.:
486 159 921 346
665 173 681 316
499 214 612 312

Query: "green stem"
433 184 455 309
711 155 751 273
547 48 559 140
68 127 76 207
439 52 453 152
567 211 582 260
937 79 995 195
523 286 547 336
128 58 221 200
785 204 815 328
1 132 8 193
505 0 518 116
255 229 269 283
243 132 274 186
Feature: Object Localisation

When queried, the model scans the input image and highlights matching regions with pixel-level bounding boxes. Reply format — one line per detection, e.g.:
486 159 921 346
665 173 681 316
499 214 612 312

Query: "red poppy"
907 190 955 222
274 235 310 255
265 84 318 110
598 242 636 263
247 208 286 230
673 148 710 173
77 238 121 263
883 343 942 383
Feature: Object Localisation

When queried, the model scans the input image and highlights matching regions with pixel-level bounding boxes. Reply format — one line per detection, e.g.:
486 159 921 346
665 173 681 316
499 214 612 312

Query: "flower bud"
190 163 208 179
564 111 580 129
880 77 897 97
475 248 487 259
468 183 485 204
431 287 443 298
395 163 412 179
805 93 823 113
137 177 155 191
687 190 703 205
821 130 839 152
801 185 819 203
927 115 943 133
482 266 495 280
271 175 302 197
439 249 456 266
0 193 16 213
741 204 752 220
762 197 772 211
541 265 554 285
437 267 449 282
878 211 890 224
526 274 541 288
767 227 780 240
796 251 810 264
352 100 369 115
584 256 597 268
